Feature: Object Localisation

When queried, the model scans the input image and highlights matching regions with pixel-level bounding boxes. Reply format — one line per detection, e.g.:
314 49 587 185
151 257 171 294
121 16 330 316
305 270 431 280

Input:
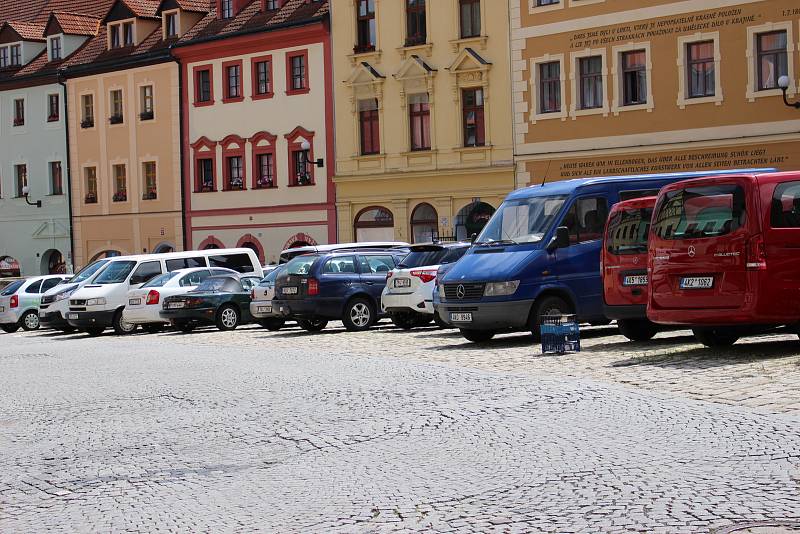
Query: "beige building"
511 0 800 187
332 0 515 243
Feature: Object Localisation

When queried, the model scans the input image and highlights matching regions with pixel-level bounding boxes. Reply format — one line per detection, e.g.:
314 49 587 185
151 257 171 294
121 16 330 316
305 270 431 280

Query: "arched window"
203 243 220 250
455 201 495 240
153 242 175 254
354 206 395 242
236 234 265 264
411 203 438 243
41 249 66 274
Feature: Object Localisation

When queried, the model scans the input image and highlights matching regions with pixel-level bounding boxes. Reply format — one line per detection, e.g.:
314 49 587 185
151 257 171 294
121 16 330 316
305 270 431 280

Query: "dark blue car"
273 250 406 332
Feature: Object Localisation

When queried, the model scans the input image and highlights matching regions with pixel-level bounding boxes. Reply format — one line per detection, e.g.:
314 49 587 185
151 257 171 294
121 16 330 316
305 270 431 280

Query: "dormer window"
0 48 7 68
110 25 120 48
123 22 133 46
165 12 178 37
221 0 233 18
265 0 279 9
49 36 62 61
10 45 21 66
110 21 134 49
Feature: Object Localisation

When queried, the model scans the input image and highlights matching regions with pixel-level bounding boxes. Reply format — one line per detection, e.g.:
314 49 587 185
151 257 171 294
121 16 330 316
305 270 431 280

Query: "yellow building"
331 0 514 243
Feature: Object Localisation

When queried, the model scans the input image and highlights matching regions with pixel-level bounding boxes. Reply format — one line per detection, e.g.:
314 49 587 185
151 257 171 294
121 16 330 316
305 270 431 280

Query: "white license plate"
680 276 714 289
450 312 473 322
167 302 185 309
282 287 298 295
257 305 272 313
623 275 648 286
394 278 411 288
128 298 142 306
68 313 78 320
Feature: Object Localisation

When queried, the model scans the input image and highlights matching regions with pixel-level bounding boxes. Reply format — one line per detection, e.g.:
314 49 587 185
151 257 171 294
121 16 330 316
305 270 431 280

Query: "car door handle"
365 281 375 285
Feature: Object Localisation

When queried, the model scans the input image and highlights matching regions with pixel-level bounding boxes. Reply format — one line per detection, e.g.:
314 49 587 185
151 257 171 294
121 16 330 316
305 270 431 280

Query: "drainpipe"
57 69 77 273
171 46 188 251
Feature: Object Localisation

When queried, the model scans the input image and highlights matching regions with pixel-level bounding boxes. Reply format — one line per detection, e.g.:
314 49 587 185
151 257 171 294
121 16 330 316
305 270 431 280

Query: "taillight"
411 269 438 284
250 289 255 300
10 295 18 308
386 271 393 281
746 234 767 270
146 290 160 305
308 278 319 296
185 297 204 308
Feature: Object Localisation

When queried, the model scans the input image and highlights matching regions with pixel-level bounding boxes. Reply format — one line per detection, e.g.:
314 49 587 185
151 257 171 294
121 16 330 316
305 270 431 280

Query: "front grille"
444 283 485 300
443 306 479 312
41 295 55 304
70 299 86 306
69 307 86 312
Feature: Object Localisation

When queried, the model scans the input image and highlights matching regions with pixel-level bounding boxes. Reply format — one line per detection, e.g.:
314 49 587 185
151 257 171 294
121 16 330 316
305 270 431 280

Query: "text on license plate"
167 302 185 309
623 275 648 286
282 287 298 295
68 313 78 320
128 298 142 306
680 276 714 289
394 278 411 288
450 312 472 322
257 305 272 313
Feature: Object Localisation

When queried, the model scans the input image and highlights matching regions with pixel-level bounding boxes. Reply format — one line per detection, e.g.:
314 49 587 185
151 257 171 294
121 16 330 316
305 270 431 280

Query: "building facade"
511 0 800 188
331 0 515 244
175 0 335 265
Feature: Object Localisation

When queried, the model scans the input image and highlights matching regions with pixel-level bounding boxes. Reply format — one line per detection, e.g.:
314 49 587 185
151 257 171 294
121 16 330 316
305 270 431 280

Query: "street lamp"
21 186 42 208
777 75 800 109
297 139 324 185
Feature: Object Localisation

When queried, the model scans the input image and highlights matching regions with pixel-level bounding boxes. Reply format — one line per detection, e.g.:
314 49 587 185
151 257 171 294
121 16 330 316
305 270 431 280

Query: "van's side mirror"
547 226 570 253
470 233 478 244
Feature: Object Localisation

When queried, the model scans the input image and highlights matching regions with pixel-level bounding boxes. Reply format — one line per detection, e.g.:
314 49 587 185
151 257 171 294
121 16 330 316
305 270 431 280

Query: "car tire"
692 327 739 347
216 305 240 331
390 312 418 330
1 324 20 333
342 298 375 332
86 327 104 337
142 324 164 334
112 309 137 335
299 318 328 332
174 321 196 333
258 319 285 331
529 295 573 341
433 313 450 329
20 310 40 331
460 329 495 343
617 319 658 341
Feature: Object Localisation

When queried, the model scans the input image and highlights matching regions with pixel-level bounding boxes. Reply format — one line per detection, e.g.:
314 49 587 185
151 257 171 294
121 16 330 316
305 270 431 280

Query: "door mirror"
547 226 570 253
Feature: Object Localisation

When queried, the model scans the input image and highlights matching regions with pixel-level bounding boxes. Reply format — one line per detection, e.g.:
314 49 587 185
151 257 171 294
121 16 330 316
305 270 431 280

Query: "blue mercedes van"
438 170 774 343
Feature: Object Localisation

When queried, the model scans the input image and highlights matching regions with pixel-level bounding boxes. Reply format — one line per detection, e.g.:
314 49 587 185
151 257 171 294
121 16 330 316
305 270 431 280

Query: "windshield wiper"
475 239 518 247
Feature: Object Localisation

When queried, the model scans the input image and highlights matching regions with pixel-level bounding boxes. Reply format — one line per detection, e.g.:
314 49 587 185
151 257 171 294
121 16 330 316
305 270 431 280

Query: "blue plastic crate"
540 314 580 354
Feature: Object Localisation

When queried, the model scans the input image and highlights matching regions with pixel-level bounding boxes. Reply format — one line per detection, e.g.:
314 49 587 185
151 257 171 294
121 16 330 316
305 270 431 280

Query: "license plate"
68 313 78 320
258 305 272 313
129 298 142 306
167 302 185 309
394 278 411 288
623 275 648 286
680 276 714 289
282 287 298 295
450 312 473 322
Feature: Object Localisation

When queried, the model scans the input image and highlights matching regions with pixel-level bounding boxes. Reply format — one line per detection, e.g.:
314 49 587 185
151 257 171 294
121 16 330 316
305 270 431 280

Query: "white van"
66 248 262 336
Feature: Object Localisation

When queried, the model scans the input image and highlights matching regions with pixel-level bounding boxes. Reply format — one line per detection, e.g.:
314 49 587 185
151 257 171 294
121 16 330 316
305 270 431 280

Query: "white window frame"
163 9 180 39
137 81 155 121
529 54 567 123
569 47 609 119
746 21 795 102
108 86 125 126
676 32 723 109
48 34 63 61
611 42 653 115
528 0 563 14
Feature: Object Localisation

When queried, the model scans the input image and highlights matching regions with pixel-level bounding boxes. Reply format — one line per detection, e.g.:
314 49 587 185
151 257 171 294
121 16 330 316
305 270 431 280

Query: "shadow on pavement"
584 334 697 352
611 338 800 369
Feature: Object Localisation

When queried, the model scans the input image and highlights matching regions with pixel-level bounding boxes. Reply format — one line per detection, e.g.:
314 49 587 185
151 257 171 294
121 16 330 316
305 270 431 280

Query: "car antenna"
540 159 552 187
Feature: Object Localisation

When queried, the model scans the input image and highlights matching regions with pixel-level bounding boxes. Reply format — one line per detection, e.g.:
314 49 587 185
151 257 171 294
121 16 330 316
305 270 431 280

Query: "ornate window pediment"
447 47 491 77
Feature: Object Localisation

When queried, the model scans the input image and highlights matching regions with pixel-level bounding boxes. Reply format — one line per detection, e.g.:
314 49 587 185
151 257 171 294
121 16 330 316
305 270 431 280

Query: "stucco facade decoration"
511 0 800 187
331 0 514 244
174 0 334 265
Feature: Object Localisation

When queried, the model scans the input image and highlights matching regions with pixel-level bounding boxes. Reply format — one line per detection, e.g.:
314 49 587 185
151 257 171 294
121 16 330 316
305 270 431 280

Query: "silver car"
250 265 287 331
0 275 71 333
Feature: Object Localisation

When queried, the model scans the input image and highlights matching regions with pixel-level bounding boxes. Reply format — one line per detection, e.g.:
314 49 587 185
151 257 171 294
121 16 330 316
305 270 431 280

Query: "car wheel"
86 327 104 337
112 310 137 335
529 295 573 341
692 327 739 347
390 312 418 330
460 329 495 343
174 321 196 333
342 298 375 332
258 319 285 331
1 324 20 333
142 324 164 334
216 305 240 331
617 319 658 341
20 311 40 331
299 318 328 332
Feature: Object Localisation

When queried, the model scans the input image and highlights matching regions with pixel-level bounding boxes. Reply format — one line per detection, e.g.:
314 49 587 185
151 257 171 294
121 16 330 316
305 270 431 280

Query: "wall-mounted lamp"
22 186 42 208
778 76 800 110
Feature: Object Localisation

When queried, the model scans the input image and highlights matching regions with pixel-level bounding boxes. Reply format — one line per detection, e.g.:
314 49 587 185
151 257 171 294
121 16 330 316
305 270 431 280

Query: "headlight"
438 284 445 299
484 281 520 297
55 288 76 301
86 298 106 306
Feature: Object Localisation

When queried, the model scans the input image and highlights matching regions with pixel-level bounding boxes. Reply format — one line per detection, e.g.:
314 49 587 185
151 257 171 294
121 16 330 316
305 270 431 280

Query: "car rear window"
606 207 653 255
286 256 317 275
653 185 746 240
770 181 800 228
1 280 24 295
258 266 285 285
195 277 239 293
399 249 447 268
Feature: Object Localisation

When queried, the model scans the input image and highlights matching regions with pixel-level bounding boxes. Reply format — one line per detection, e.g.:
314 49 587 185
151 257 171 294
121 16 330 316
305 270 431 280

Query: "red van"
647 171 800 347
602 196 660 341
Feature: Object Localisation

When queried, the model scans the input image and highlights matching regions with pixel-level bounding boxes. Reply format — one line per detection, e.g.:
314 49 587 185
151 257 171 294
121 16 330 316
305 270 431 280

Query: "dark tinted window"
562 197 609 244
359 255 395 273
209 253 255 273
399 248 447 268
25 281 43 294
41 278 63 292
606 207 653 255
166 257 206 271
241 277 260 291
1 280 24 295
771 181 800 228
653 185 746 240
323 256 357 274
130 261 163 285
619 189 660 201
442 246 469 264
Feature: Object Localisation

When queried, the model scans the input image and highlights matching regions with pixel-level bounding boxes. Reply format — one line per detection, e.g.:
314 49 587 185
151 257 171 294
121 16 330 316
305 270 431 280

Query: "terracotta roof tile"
120 0 161 18
50 12 101 35
6 21 47 41
0 1 50 24
174 0 213 13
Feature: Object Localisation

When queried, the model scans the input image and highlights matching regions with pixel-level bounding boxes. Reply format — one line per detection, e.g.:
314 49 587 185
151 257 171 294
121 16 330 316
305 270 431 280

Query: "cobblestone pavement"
0 323 798 533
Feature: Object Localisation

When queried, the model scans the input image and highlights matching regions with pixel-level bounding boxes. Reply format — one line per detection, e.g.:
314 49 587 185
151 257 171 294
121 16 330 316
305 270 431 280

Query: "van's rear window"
606 207 653 255
653 185 746 240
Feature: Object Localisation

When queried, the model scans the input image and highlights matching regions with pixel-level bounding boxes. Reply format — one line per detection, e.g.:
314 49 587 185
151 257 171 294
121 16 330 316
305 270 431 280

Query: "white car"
0 275 71 333
123 267 237 331
381 242 470 329
250 265 287 330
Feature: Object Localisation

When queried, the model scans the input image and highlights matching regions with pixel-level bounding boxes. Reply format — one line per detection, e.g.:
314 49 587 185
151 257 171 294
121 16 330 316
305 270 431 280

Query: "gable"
44 18 63 37
104 1 137 23
0 26 23 45
157 0 182 13
448 47 491 73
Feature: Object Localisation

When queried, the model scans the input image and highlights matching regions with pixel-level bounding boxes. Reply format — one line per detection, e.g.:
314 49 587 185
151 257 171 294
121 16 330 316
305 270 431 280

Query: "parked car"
160 274 261 332
602 196 661 341
382 242 471 329
278 242 409 264
647 170 800 347
123 267 238 331
438 169 774 343
0 277 24 291
273 250 406 332
250 265 289 331
0 275 71 333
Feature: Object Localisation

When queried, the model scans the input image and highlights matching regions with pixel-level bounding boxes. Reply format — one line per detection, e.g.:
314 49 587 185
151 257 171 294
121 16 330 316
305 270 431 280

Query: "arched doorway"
455 201 495 241
153 242 175 254
198 236 224 250
236 234 265 264
0 256 21 277
89 250 122 262
283 233 318 250
41 249 66 274
288 241 309 249
411 203 438 243
354 206 395 242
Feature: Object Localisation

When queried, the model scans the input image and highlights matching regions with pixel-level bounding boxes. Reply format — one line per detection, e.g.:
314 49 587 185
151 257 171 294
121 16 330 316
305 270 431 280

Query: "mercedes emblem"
688 245 696 258
456 284 466 299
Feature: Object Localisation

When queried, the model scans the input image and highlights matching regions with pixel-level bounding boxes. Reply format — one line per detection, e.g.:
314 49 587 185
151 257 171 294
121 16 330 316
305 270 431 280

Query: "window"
606 206 653 256
85 167 97 203
411 203 438 243
0 47 7 67
771 182 800 228
110 24 120 48
10 45 21 66
562 197 608 244
579 56 603 109
110 89 123 123
539 61 561 113
359 98 380 155
46 94 60 122
50 162 63 195
253 58 272 96
209 253 255 273
757 31 788 91
81 94 94 127
405 0 426 46
50 37 62 60
130 261 162 285
687 41 715 98
13 98 24 126
195 68 212 103
462 88 485 147
142 162 157 200
653 185 745 240
323 256 357 274
255 153 274 188
287 53 307 93
537 0 559 4
15 164 27 197
409 93 430 151
197 159 214 192
358 255 395 274
459 0 480 39
140 85 154 119
226 156 244 190
113 164 127 202
265 0 279 10
621 50 647 106
292 149 312 185
165 12 178 37
221 0 233 18
224 63 242 100
123 22 133 46
355 207 395 241
355 0 376 52
25 281 43 294
166 257 206 271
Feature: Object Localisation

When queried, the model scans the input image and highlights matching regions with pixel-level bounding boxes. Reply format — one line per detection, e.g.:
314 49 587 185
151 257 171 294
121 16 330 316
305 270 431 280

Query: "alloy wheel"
23 313 40 330
221 308 238 328
350 303 371 327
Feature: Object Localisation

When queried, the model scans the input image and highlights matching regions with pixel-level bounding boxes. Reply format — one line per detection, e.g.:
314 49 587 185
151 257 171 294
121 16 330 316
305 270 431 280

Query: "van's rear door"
761 176 800 317
650 179 755 310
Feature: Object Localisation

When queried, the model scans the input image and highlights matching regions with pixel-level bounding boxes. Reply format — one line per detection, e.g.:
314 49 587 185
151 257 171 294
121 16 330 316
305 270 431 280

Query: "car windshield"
69 259 110 283
142 272 177 288
286 256 317 275
92 261 137 284
476 195 568 244
258 266 285 285
606 207 653 255
1 280 24 296
653 185 746 240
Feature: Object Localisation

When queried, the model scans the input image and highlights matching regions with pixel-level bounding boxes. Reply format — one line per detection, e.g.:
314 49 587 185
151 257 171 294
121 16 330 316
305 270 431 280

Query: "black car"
160 275 260 332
